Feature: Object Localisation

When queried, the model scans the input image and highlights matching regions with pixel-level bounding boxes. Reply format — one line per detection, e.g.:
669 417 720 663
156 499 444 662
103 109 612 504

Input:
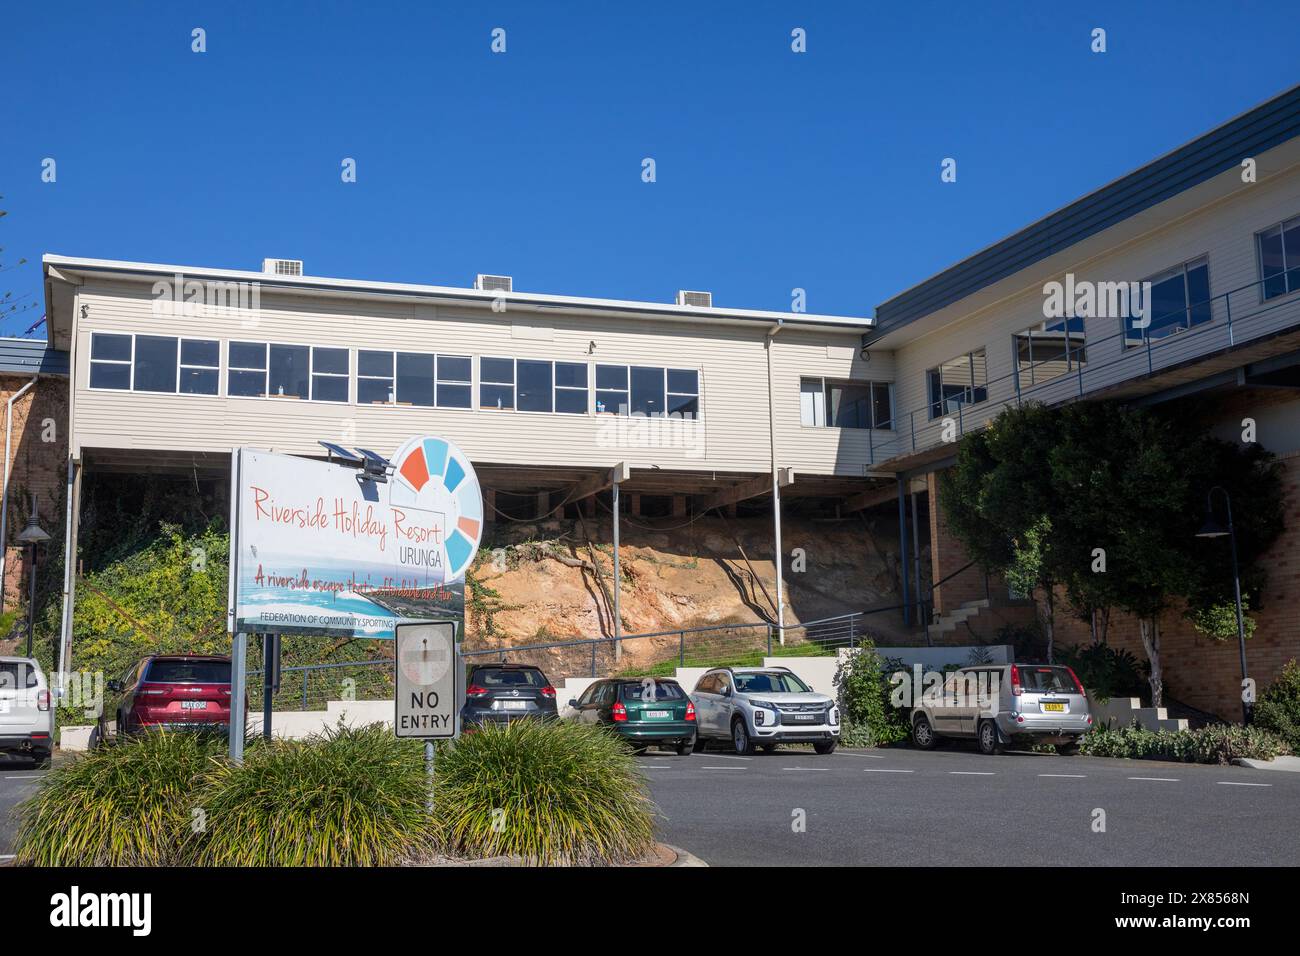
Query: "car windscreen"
1018 666 1077 694
734 672 810 694
0 662 37 689
144 660 230 683
474 667 547 688
620 681 684 701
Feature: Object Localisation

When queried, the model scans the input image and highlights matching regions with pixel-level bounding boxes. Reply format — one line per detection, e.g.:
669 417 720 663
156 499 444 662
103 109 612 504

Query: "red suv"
103 655 236 738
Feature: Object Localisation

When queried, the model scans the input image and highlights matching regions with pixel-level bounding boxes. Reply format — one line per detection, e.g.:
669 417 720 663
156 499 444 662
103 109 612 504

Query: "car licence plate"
180 700 208 710
789 713 816 722
645 710 670 719
500 700 528 711
1041 702 1066 713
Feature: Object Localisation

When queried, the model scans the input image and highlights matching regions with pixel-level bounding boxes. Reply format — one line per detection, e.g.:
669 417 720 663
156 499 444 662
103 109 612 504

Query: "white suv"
690 666 840 755
0 656 54 768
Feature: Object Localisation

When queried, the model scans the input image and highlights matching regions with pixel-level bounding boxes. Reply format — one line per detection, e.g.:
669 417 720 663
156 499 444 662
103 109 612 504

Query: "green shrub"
191 723 436 866
14 730 223 866
1079 723 1290 764
1253 659 1300 751
834 644 910 747
1056 642 1146 701
433 719 655 865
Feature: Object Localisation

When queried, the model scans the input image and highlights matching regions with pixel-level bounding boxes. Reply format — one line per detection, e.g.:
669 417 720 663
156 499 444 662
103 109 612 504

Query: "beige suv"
910 663 1092 756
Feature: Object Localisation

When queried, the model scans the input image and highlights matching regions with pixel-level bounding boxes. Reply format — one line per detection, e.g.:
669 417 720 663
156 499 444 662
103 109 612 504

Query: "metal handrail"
869 274 1299 463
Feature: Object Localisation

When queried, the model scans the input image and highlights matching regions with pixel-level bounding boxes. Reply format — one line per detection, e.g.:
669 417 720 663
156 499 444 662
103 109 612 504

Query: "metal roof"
0 337 70 376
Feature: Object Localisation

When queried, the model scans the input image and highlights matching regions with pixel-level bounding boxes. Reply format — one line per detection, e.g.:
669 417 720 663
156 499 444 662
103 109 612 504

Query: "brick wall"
927 470 990 613
0 374 68 613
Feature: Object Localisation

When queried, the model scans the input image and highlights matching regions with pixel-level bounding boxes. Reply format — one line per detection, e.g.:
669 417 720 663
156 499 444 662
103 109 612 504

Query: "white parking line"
781 767 831 771
1129 776 1180 782
835 751 885 759
949 771 996 776
1217 781 1271 787
862 768 914 773
4 775 44 780
700 766 747 771
1039 773 1087 778
704 754 752 761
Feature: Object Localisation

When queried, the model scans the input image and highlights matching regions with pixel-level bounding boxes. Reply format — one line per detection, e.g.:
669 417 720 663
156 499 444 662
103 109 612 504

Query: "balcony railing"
866 274 1300 465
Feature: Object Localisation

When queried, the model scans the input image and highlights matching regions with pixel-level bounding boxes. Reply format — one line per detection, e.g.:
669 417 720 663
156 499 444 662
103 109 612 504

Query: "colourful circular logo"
388 436 483 582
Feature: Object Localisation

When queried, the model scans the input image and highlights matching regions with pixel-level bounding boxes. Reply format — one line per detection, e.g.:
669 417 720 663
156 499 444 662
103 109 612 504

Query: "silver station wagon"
910 663 1093 756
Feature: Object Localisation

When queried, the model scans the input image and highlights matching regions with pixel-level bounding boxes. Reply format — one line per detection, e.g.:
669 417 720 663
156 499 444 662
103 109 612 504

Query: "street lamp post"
17 494 50 658
1194 486 1250 725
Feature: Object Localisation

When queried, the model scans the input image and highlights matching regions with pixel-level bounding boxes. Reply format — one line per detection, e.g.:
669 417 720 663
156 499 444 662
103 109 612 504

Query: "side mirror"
106 680 121 693
722 686 732 698
568 699 578 709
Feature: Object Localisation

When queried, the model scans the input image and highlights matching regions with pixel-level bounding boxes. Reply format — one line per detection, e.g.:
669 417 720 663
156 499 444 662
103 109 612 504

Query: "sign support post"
229 631 247 762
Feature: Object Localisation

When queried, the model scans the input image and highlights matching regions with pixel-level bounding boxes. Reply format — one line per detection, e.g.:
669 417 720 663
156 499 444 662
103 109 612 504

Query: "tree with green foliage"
943 400 1283 709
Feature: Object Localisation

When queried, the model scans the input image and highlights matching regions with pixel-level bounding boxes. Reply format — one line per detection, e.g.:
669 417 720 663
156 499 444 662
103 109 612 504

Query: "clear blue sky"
2 0 1296 336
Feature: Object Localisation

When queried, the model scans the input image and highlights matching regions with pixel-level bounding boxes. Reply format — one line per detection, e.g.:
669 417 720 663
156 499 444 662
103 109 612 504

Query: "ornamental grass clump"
432 718 656 865
191 722 437 866
14 729 223 866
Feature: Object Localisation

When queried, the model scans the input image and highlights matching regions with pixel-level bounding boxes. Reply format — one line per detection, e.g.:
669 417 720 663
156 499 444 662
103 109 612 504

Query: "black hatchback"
461 663 558 727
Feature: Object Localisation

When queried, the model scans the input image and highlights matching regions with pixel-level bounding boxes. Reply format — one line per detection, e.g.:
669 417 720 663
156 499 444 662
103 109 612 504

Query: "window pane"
1260 226 1286 299
596 365 627 389
1146 271 1189 340
180 339 219 367
480 384 514 410
228 369 265 396
358 377 393 404
871 384 892 429
630 366 665 416
481 357 514 384
359 350 393 377
312 375 348 403
90 362 130 390
396 352 434 406
827 382 872 429
667 368 698 394
1284 220 1300 294
555 362 587 389
268 344 310 399
91 333 131 362
133 335 178 393
229 341 266 370
800 378 824 427
1186 262 1211 328
438 355 472 383
516 360 553 413
313 347 349 375
596 390 627 414
180 368 219 395
437 383 472 408
556 389 587 414
667 394 699 418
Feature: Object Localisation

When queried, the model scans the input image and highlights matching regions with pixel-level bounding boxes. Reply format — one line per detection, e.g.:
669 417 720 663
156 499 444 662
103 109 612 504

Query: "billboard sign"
231 436 484 639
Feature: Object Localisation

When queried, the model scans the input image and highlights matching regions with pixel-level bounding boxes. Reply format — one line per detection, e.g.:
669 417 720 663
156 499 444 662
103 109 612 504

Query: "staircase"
929 598 990 637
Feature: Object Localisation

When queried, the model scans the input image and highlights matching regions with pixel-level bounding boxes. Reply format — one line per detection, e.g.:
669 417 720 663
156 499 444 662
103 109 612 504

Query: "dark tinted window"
91 333 132 362
1017 666 1077 694
133 335 178 392
0 662 37 689
181 339 219 367
473 667 547 688
268 344 310 399
396 352 435 407
621 681 684 701
517 360 553 413
734 672 810 694
145 659 230 683
630 366 665 416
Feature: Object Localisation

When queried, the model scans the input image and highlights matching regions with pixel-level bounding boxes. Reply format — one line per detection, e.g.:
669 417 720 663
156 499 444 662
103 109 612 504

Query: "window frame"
479 356 517 411
1256 214 1300 303
88 332 221 396
926 349 988 421
800 376 893 430
1120 255 1212 350
553 361 589 415
1013 317 1086 388
594 364 702 419
309 346 350 403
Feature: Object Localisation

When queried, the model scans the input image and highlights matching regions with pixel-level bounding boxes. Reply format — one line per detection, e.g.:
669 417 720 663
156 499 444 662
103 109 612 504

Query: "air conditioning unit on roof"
676 290 712 308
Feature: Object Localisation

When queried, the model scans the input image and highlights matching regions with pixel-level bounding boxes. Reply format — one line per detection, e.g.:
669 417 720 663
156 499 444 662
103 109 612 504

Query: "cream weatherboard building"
35 81 1300 720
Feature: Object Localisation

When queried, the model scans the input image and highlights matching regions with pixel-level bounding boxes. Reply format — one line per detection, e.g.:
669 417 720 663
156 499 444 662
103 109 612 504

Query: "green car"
568 677 697 755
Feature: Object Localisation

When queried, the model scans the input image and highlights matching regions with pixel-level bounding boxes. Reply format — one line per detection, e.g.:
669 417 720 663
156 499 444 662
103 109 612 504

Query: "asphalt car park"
642 746 1300 867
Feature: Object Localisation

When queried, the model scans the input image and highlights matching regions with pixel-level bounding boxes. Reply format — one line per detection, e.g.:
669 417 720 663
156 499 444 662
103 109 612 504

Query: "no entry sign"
394 621 459 739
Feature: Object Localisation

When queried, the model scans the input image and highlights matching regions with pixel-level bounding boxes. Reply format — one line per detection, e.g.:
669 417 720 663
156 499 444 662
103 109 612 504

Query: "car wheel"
978 720 1004 756
1055 740 1081 756
732 718 756 756
813 740 837 755
675 738 694 756
912 714 938 750
760 742 778 754
691 734 707 754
